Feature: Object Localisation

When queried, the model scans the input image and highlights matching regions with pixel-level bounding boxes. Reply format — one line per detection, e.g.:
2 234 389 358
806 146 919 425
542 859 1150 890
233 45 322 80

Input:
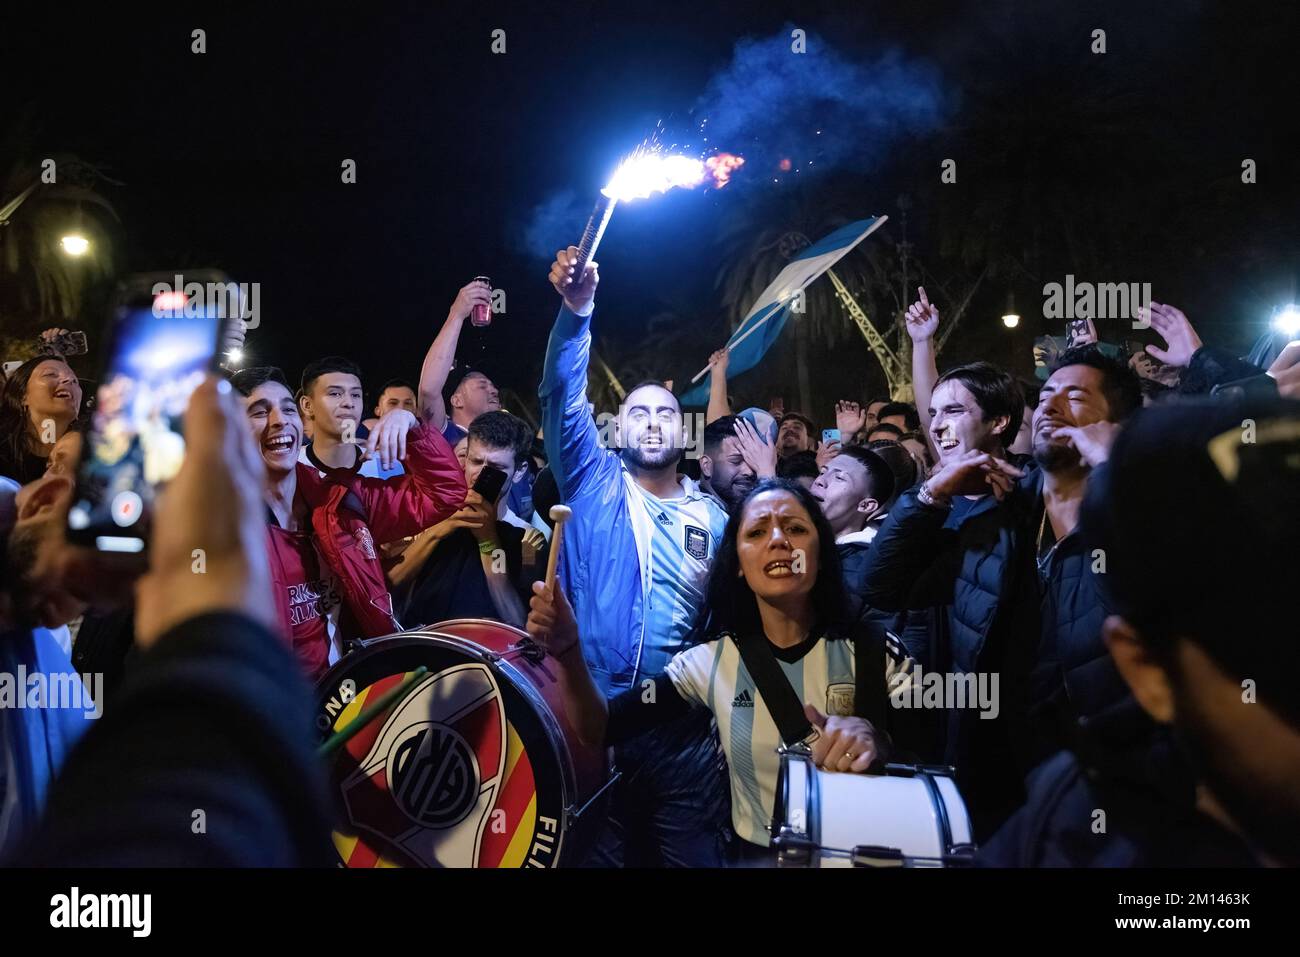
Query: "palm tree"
713 172 896 411
0 144 121 359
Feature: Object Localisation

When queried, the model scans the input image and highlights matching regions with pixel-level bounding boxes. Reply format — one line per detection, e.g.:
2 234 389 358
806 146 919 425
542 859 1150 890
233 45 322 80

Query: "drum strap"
730 631 817 747
854 632 887 731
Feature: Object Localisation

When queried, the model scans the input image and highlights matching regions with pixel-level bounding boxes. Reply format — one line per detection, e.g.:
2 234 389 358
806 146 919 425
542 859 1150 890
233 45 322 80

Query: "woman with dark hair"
0 355 84 484
526 478 915 859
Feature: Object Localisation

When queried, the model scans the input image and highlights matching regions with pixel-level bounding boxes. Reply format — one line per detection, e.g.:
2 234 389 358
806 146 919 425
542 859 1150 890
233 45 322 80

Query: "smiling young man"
543 246 731 867
231 366 465 678
860 346 1142 838
297 357 400 479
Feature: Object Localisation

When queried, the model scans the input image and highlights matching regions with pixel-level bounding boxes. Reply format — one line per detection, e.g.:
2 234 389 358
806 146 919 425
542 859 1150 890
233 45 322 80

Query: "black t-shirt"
0 443 49 485
392 523 539 627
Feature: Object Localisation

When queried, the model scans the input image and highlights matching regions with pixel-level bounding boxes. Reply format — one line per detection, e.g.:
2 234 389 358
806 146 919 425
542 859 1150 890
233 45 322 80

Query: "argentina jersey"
664 633 912 847
631 482 728 679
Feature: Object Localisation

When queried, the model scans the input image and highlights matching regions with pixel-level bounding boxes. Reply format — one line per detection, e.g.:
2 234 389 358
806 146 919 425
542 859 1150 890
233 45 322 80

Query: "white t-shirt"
664 632 912 846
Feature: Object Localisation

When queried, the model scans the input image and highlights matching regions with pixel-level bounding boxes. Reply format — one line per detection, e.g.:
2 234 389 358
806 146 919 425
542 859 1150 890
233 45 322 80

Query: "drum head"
315 633 570 868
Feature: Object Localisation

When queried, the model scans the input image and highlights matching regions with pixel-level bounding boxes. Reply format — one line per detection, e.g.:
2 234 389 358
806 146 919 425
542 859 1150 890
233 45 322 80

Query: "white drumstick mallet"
544 504 573 593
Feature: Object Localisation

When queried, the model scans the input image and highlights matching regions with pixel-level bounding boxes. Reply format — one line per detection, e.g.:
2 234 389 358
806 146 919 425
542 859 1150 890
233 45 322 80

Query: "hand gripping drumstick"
544 504 573 593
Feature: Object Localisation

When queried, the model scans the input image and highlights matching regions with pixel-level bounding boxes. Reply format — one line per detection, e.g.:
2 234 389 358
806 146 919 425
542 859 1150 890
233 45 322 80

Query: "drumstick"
317 666 428 758
544 504 573 592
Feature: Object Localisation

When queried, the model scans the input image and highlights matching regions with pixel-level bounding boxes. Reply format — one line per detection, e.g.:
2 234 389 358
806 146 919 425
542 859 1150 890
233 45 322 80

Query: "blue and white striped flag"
679 216 887 407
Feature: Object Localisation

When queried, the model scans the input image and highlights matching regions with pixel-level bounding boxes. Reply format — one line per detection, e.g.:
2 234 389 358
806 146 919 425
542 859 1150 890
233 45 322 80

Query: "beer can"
471 276 492 327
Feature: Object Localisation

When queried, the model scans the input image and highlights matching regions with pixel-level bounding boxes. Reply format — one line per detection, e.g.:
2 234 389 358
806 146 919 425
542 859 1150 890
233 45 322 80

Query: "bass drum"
314 619 609 868
771 753 974 867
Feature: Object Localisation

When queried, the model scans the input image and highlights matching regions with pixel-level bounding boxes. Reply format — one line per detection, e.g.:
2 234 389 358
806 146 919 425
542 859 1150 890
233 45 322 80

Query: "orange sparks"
705 152 745 188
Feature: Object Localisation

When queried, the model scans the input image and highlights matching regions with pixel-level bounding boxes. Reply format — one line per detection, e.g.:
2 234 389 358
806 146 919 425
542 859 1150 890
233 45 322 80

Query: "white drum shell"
777 755 973 867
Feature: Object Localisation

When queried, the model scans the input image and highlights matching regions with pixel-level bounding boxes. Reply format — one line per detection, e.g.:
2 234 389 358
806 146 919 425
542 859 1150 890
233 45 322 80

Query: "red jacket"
265 424 466 678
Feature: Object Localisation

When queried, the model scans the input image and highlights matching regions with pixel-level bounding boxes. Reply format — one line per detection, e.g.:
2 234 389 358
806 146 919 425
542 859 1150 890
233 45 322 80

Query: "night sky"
3 1 1298 419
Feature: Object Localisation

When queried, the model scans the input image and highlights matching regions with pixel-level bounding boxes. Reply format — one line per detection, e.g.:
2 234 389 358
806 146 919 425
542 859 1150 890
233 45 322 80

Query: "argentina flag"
678 216 888 407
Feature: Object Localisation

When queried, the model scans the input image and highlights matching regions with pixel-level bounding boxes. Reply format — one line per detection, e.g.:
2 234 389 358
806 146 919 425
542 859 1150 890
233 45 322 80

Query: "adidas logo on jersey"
656 511 672 527
731 689 754 708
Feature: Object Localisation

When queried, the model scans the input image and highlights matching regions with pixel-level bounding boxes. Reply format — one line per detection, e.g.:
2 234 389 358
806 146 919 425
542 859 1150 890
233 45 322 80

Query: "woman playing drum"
525 479 917 861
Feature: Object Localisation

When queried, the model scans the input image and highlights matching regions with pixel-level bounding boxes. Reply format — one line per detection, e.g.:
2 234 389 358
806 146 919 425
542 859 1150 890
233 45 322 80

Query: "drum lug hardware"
513 637 546 665
568 769 622 825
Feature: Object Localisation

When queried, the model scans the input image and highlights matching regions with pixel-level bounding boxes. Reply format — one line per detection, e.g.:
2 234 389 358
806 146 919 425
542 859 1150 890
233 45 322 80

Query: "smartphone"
471 465 509 504
822 428 842 445
66 271 232 552
38 330 89 357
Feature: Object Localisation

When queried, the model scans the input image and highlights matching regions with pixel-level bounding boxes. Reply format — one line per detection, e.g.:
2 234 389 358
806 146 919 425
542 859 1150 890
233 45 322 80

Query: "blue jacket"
0 627 94 857
540 305 726 695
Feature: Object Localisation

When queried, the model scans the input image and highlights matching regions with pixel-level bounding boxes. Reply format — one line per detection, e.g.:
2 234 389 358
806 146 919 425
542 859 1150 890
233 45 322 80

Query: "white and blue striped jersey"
628 481 728 679
664 632 913 847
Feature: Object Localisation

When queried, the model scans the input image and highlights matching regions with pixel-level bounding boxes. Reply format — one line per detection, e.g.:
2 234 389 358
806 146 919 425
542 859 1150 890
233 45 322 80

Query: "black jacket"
15 611 335 867
859 471 1128 834
978 699 1259 867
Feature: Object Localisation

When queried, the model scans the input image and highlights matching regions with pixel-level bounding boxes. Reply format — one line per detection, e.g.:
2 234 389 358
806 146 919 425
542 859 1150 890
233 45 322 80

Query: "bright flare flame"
602 152 704 201
601 149 746 201
1002 313 1021 329
1274 305 1300 337
60 234 89 256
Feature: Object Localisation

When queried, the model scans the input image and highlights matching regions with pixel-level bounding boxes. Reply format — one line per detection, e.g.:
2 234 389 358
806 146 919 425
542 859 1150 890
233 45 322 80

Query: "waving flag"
679 216 887 407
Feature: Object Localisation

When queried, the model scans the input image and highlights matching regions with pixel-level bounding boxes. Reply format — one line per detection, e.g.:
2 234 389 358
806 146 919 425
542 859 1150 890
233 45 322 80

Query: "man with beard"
860 346 1141 838
232 367 465 678
982 396 1300 866
544 247 730 866
775 412 817 459
699 415 776 512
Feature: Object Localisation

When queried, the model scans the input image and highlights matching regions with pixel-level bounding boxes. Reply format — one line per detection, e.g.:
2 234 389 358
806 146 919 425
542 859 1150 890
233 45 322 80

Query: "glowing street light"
1273 304 1300 338
1002 313 1020 329
60 233 90 256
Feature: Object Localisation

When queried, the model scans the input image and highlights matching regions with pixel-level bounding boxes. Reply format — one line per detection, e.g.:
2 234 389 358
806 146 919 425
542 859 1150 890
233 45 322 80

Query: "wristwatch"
916 480 952 510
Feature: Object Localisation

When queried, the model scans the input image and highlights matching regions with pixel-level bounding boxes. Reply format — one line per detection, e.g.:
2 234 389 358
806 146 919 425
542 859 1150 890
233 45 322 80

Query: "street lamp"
60 233 90 256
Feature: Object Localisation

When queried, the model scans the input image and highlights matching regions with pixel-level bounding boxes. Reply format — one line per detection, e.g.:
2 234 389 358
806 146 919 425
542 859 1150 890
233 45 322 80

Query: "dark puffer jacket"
858 469 1129 835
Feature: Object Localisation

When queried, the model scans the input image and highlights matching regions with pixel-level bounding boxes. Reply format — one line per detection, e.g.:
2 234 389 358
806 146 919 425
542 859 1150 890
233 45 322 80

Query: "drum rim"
318 622 582 863
773 750 822 865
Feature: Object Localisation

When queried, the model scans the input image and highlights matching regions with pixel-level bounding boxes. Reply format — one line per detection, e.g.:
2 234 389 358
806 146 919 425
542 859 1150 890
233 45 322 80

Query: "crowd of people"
0 253 1297 868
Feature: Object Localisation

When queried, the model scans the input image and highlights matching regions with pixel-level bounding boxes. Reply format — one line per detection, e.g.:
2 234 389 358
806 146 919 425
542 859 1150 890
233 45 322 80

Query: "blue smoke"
694 27 946 174
515 27 946 260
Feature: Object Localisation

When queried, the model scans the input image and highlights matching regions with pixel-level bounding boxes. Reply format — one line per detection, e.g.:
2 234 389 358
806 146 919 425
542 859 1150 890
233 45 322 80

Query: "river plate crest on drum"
316 640 568 868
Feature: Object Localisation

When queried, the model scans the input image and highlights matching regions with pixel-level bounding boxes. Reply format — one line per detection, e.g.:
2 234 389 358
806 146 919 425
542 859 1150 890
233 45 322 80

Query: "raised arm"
706 348 733 424
540 247 618 499
905 286 941 453
360 409 468 543
417 279 492 429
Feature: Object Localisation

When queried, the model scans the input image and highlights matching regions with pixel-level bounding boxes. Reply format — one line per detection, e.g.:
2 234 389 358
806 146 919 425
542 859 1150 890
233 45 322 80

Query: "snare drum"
771 752 974 867
314 619 609 868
